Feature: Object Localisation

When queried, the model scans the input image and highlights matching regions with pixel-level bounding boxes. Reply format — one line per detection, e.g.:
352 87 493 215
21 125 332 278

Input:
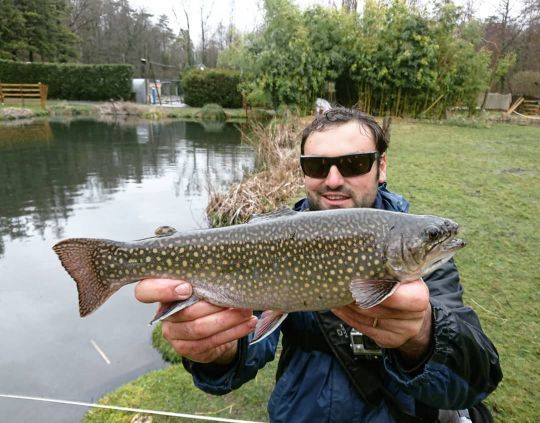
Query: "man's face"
303 121 387 210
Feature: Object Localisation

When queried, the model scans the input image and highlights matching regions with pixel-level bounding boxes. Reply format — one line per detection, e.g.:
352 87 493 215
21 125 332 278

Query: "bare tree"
199 1 214 66
462 0 476 21
342 0 358 13
480 0 522 106
68 0 93 32
179 1 194 67
514 0 540 72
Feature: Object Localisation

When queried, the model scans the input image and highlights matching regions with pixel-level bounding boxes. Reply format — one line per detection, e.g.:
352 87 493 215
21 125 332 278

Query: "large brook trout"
53 208 465 343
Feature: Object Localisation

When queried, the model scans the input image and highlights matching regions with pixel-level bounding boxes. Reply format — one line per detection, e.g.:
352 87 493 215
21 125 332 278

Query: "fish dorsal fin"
154 225 178 237
247 207 297 224
134 225 179 241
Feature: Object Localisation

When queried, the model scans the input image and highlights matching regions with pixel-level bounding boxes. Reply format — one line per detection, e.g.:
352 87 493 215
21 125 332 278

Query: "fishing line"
0 394 266 423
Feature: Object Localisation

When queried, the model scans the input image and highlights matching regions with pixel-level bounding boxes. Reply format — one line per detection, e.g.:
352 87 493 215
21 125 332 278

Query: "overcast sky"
128 0 524 42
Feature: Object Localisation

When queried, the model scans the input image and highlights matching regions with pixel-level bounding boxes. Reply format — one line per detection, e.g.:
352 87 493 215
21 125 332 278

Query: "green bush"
246 87 273 108
0 60 133 100
200 103 227 121
181 68 242 108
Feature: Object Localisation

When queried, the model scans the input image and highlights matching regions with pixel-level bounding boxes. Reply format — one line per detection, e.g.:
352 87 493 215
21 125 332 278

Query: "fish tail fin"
53 238 121 317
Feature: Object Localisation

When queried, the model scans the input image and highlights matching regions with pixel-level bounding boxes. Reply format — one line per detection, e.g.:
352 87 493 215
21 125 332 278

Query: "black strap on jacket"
276 311 437 423
315 311 436 423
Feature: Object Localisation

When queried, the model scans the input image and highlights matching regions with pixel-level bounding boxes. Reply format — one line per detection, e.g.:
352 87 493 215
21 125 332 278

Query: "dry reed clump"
206 116 306 227
0 107 34 120
95 101 147 115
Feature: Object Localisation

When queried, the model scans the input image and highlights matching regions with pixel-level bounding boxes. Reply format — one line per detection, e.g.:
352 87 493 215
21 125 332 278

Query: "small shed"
132 79 146 104
476 93 512 111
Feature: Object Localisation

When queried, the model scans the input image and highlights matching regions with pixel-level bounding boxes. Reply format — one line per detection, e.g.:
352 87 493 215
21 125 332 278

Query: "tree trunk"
394 87 401 116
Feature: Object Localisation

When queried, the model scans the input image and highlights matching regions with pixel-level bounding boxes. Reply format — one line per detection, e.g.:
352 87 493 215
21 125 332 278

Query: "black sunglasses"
300 152 380 178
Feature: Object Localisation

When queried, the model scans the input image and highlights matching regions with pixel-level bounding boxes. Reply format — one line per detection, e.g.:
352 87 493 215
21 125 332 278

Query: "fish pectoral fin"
350 279 399 309
249 310 288 345
150 295 200 324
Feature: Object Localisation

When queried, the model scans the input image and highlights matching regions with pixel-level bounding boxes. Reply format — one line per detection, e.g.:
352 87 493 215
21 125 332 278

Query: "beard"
306 187 378 211
306 166 381 211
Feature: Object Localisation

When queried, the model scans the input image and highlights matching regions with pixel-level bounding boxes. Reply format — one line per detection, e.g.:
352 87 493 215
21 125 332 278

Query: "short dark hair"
301 108 389 155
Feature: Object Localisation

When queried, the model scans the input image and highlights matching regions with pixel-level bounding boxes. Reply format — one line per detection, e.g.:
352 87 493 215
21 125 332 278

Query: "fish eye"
425 226 440 241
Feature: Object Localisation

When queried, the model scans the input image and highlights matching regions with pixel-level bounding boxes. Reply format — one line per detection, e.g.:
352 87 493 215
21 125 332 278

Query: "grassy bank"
85 119 539 423
0 100 260 122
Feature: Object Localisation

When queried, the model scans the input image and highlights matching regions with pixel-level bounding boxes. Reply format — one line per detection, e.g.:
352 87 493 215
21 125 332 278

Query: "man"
135 108 502 422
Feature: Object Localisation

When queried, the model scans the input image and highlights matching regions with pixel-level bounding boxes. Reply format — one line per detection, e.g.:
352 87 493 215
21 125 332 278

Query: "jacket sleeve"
382 259 503 409
181 328 280 395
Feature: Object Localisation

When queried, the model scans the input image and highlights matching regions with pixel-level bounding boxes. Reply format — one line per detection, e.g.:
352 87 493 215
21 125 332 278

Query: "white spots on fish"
83 210 404 311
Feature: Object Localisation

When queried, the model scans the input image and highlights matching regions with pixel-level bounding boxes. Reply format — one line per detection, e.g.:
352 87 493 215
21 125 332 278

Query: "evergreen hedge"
0 60 133 101
181 68 242 108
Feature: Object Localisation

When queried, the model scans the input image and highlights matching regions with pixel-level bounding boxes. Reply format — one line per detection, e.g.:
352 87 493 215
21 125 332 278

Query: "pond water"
0 118 255 422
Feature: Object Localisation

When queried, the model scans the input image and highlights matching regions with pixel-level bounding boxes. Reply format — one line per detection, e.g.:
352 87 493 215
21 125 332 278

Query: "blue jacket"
183 184 502 422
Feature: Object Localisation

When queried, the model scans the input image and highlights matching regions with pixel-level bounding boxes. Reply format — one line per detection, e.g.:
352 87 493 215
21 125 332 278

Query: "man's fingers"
164 301 246 323
332 306 373 327
342 303 425 320
163 308 255 340
168 317 258 359
378 279 429 312
332 307 426 349
134 278 192 303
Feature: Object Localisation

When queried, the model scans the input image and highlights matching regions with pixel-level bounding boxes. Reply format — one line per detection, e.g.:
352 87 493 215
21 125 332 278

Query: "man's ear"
378 154 387 184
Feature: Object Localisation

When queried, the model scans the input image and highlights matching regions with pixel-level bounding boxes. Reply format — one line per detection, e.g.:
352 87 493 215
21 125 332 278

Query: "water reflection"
0 119 254 258
0 117 254 422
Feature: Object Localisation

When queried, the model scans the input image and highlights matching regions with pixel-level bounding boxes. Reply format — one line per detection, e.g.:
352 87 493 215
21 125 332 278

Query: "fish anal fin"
150 295 200 324
52 238 120 317
249 310 288 345
350 279 399 309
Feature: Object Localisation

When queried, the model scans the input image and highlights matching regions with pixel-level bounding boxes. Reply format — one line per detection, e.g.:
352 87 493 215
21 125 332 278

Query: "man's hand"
135 279 257 365
331 278 432 365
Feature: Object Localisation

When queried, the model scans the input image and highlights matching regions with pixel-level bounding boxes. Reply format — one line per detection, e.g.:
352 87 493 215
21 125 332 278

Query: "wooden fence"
0 83 48 109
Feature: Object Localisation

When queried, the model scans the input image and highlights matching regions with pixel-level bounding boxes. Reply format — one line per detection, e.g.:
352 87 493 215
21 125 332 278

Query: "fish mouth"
430 234 465 254
442 237 466 252
422 236 465 276
426 223 464 254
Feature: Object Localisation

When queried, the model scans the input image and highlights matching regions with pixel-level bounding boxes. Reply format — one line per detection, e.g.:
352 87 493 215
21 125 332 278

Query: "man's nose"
325 165 345 188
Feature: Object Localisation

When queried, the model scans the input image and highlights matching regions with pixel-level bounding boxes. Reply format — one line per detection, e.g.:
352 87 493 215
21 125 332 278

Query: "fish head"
386 215 465 280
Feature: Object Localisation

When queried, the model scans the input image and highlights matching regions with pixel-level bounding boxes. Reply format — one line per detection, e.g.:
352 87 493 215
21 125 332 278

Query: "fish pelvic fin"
53 238 121 317
350 279 399 308
150 295 200 324
249 310 288 345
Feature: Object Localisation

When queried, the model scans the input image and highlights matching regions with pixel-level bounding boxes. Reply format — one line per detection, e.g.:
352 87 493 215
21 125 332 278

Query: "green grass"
84 120 539 422
84 344 279 423
388 121 540 421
